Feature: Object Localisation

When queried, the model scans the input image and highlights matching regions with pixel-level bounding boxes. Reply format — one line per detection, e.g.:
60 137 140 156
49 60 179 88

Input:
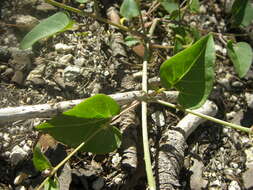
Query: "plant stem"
37 128 102 190
156 99 251 133
44 0 145 38
141 44 156 190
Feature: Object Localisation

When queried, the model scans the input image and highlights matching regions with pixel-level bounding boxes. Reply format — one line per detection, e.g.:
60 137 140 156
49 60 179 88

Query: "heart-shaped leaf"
33 145 52 171
20 12 73 50
159 0 178 14
120 0 140 19
227 41 253 78
230 0 253 27
36 94 121 154
160 34 215 109
188 0 200 12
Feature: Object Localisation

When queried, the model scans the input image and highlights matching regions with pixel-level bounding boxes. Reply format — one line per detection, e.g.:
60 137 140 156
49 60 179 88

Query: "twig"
156 100 218 189
0 91 178 123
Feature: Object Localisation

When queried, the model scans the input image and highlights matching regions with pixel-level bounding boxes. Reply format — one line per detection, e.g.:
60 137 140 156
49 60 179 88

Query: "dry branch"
0 90 178 123
156 100 218 190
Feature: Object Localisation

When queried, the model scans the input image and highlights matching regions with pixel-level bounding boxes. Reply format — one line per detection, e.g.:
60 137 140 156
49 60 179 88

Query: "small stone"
63 66 82 82
15 15 39 32
92 177 104 190
111 153 121 167
245 93 253 109
55 43 74 53
104 70 110 77
232 81 243 88
3 133 10 142
199 5 206 13
2 68 14 79
219 78 230 90
74 57 86 66
29 77 45 86
228 181 241 190
59 54 73 65
151 111 165 127
10 145 28 166
209 179 221 187
11 71 24 85
36 2 57 12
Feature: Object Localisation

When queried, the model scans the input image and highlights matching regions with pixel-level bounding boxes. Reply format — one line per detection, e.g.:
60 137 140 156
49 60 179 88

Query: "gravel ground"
0 0 253 189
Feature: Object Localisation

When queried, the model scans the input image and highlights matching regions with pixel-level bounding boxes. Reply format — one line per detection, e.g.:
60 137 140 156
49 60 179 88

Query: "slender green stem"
156 99 251 133
141 44 156 190
37 128 102 190
44 0 146 38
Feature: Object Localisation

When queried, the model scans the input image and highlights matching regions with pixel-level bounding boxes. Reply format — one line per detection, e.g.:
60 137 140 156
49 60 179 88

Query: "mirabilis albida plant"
19 0 253 189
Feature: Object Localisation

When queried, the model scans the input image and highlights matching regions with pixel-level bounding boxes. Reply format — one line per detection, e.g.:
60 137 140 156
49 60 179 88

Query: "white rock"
111 153 121 167
74 57 86 66
15 15 39 31
59 54 73 65
3 133 10 142
63 65 82 82
219 78 230 90
92 177 104 190
22 144 31 153
199 5 206 13
228 181 241 190
151 111 165 127
226 111 236 120
10 145 28 166
232 81 243 88
55 43 74 53
15 186 26 190
245 92 253 109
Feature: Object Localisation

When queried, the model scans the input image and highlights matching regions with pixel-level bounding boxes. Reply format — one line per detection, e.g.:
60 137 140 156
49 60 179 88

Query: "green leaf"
159 0 178 14
120 0 140 19
188 0 200 12
160 34 215 109
227 41 253 78
230 0 253 27
36 94 122 154
241 1 253 27
33 145 52 171
20 12 73 50
44 178 59 190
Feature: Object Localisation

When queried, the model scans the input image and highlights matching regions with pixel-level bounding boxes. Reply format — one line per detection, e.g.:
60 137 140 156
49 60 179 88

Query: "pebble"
15 15 39 32
10 145 28 166
231 81 243 88
63 65 82 82
218 78 230 90
36 2 57 12
245 92 253 109
228 181 241 190
199 5 206 13
59 54 73 65
55 43 74 53
111 153 121 167
92 177 104 190
11 71 24 85
151 111 165 127
74 57 86 66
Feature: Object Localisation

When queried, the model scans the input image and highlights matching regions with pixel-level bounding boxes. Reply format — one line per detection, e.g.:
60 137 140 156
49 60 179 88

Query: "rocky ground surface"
0 0 253 189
